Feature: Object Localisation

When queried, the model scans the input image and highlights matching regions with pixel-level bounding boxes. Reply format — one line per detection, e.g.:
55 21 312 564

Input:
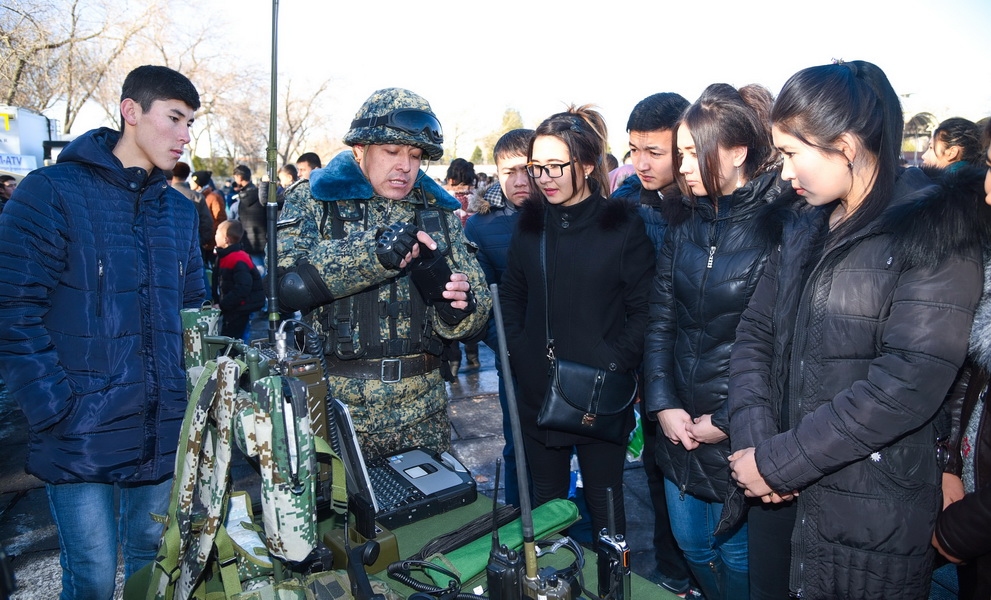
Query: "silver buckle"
380 358 402 383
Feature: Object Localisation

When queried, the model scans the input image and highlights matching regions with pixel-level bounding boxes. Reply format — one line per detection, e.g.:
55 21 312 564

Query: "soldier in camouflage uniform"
277 88 491 459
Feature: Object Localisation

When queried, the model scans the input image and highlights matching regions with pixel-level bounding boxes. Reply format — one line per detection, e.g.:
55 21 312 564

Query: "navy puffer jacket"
0 127 205 484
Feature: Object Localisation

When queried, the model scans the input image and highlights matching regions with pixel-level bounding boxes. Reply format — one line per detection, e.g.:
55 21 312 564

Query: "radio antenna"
489 284 538 582
264 0 282 344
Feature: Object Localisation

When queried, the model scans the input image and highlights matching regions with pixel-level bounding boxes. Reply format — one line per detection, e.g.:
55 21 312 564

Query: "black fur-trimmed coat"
728 166 991 599
499 192 655 448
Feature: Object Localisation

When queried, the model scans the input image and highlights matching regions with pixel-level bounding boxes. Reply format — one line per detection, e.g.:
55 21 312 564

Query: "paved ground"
0 326 669 599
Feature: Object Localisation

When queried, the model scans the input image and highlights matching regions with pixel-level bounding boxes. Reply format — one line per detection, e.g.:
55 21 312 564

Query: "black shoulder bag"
535 221 637 443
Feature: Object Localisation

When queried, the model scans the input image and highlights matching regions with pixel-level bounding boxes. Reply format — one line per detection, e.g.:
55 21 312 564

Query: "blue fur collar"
309 150 459 210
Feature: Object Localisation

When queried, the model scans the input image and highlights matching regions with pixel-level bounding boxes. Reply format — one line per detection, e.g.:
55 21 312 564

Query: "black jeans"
522 435 626 547
748 500 798 600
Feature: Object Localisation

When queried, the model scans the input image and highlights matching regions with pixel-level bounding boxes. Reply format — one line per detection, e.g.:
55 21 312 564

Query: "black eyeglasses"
350 109 444 144
526 162 572 179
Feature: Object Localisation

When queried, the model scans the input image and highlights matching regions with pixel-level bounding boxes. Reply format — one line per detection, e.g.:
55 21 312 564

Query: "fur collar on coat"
762 165 991 271
308 150 459 210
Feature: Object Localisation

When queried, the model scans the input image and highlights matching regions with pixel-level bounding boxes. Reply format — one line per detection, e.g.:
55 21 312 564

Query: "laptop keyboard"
367 458 425 512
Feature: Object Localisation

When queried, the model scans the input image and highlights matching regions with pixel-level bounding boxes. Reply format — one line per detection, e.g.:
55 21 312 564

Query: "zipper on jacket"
706 245 716 268
97 258 105 317
179 260 184 279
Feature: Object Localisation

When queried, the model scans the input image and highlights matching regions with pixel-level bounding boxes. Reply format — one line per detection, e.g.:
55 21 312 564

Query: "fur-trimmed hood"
307 150 459 210
881 165 991 270
758 165 991 271
517 193 639 234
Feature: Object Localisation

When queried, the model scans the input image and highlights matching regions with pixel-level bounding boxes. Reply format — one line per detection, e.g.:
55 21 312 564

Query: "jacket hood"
880 165 991 270
58 127 168 190
469 182 505 214
309 150 459 210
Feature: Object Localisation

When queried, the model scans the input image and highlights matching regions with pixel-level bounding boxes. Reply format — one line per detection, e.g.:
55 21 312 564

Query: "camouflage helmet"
344 88 444 161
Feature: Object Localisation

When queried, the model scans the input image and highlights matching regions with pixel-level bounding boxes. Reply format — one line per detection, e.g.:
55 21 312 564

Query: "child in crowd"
213 219 265 340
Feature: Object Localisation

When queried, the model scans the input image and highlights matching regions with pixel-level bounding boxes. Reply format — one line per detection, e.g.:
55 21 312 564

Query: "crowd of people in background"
1 57 991 600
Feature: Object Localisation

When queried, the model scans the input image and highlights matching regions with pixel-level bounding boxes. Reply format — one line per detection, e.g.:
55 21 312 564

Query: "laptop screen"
329 398 380 514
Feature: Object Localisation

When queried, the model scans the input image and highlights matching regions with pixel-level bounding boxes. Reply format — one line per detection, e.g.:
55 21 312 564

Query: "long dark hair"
675 83 777 200
771 60 903 239
529 105 610 199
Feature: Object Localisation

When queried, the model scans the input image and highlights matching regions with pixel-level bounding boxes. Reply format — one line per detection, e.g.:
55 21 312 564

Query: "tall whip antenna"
264 0 281 344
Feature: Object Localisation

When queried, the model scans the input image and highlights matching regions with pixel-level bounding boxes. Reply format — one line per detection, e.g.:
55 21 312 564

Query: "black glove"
374 222 420 271
278 258 334 313
435 290 477 326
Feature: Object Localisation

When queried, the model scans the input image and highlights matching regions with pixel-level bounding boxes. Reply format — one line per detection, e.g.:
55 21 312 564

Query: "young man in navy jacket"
0 65 203 599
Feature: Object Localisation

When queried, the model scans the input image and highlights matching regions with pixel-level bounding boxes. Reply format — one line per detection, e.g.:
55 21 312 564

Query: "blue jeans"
664 477 749 599
47 478 171 599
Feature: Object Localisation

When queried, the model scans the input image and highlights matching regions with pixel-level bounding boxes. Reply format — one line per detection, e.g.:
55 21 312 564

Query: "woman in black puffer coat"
643 82 782 600
727 60 990 600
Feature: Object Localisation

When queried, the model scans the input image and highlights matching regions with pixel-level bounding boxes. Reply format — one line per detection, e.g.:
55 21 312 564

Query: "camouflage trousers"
357 407 451 458
326 369 452 458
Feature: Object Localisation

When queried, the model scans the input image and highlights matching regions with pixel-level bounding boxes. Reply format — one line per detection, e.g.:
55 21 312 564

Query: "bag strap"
314 435 348 514
147 356 245 600
539 216 555 361
213 525 246 599
148 358 223 600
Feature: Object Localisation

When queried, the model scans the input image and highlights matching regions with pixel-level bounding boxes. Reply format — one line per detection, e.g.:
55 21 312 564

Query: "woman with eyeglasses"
641 83 781 600
499 105 655 543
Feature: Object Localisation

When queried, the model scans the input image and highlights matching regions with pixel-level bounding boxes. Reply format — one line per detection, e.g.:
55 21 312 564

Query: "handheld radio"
485 459 523 600
596 488 630 600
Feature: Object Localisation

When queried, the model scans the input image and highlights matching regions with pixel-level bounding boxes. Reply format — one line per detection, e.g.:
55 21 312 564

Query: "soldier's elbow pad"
435 291 477 326
279 259 334 313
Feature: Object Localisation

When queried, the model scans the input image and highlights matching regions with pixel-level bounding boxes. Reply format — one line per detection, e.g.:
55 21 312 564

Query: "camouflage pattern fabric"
181 305 221 392
147 358 334 599
148 355 250 599
278 170 491 459
236 376 318 562
231 570 402 600
343 88 443 161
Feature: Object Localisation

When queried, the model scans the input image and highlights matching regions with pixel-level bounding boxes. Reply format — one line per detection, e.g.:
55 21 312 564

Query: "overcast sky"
209 0 991 160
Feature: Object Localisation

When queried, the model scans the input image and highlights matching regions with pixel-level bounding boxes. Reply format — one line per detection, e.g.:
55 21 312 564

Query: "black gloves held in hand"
374 222 420 271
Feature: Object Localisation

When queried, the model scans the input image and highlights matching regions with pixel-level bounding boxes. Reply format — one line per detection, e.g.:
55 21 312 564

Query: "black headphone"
387 560 479 600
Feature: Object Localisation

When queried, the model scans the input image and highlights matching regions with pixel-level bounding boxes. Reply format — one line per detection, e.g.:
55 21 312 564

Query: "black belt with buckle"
324 354 442 383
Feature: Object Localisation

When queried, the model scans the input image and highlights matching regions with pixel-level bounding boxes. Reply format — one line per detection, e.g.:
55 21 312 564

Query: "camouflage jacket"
277 150 491 456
